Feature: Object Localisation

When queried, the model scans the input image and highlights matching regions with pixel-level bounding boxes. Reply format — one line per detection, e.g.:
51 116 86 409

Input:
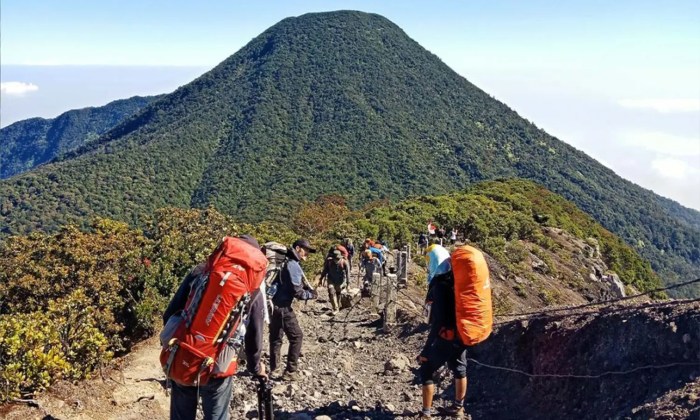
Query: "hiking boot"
417 412 432 419
282 370 301 381
269 368 282 379
440 404 465 418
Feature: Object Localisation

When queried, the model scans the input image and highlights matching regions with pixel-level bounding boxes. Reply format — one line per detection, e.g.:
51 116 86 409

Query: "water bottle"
231 321 247 348
267 282 278 299
423 302 432 323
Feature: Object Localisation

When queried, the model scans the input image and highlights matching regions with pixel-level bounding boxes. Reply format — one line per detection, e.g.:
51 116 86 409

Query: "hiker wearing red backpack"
161 235 268 420
269 238 318 381
416 245 493 419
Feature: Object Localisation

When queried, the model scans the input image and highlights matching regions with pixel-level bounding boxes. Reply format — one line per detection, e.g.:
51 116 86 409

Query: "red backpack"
335 244 349 258
160 237 268 386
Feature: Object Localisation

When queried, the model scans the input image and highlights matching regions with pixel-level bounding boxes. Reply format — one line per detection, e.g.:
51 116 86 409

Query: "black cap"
292 238 316 253
237 234 260 250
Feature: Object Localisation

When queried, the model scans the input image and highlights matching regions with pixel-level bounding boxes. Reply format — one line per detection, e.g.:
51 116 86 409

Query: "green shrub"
0 312 71 401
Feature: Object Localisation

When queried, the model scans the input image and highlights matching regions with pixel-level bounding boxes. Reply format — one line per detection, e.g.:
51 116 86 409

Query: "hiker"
427 221 436 238
425 243 451 287
162 235 267 420
417 245 493 419
362 238 373 253
437 228 446 246
450 228 458 245
269 238 318 381
360 244 384 296
418 233 428 255
378 240 390 275
344 238 355 271
361 249 378 296
319 247 350 314
416 269 466 419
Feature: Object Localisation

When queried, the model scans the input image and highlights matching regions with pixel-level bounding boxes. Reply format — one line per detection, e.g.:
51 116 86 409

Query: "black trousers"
269 305 303 373
419 338 468 385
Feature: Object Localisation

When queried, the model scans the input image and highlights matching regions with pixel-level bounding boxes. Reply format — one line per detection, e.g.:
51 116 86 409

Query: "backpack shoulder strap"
184 271 210 328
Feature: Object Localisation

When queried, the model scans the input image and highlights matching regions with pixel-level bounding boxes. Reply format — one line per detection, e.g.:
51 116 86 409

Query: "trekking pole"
301 272 314 291
301 272 315 308
358 263 365 288
257 377 274 419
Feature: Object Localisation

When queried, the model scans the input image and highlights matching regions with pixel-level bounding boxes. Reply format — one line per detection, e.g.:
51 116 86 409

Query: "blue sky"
1 0 699 209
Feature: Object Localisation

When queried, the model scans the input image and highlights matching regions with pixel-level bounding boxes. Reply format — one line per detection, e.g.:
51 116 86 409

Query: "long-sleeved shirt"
421 272 457 356
271 248 314 307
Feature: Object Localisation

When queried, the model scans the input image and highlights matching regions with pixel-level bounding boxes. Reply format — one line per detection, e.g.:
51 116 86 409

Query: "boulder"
604 273 626 298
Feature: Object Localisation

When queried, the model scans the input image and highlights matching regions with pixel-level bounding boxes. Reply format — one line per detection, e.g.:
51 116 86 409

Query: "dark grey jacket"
271 248 314 307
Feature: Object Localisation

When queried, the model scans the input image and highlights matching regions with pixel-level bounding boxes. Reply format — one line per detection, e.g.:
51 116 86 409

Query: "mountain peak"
0 12 698 296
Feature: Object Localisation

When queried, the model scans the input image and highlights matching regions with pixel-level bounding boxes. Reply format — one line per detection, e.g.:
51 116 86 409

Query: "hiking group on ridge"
159 227 492 419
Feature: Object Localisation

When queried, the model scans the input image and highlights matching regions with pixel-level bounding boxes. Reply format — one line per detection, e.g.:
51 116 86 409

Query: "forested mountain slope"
0 95 160 178
0 11 697 294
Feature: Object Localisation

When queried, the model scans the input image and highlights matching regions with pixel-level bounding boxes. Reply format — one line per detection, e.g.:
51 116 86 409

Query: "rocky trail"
3 265 699 419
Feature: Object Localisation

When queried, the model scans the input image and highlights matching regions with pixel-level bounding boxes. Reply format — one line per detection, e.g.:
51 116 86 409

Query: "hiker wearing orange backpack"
160 235 268 420
416 245 493 419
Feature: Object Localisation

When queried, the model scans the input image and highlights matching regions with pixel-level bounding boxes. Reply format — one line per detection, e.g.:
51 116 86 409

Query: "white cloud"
620 130 700 157
1 81 39 96
617 98 700 113
651 158 698 180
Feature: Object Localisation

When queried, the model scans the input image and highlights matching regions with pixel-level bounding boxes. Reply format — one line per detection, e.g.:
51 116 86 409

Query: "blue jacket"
368 246 385 263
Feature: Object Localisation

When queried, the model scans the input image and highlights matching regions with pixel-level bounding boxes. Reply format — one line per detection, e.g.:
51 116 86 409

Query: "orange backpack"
451 245 493 346
160 237 268 386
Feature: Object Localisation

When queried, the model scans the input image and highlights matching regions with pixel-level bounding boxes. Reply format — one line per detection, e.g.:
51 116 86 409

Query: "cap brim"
304 246 317 253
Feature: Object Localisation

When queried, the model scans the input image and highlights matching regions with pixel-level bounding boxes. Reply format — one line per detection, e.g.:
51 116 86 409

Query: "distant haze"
0 65 208 127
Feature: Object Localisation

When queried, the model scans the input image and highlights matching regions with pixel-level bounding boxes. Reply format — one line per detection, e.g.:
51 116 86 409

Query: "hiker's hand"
254 364 268 380
416 355 428 365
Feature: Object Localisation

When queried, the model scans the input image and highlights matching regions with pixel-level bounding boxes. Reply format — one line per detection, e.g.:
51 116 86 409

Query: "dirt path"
3 265 429 420
3 335 171 420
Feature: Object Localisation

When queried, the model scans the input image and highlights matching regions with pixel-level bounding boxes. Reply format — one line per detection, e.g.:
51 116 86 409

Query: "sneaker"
282 370 301 381
417 412 432 419
440 404 465 419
